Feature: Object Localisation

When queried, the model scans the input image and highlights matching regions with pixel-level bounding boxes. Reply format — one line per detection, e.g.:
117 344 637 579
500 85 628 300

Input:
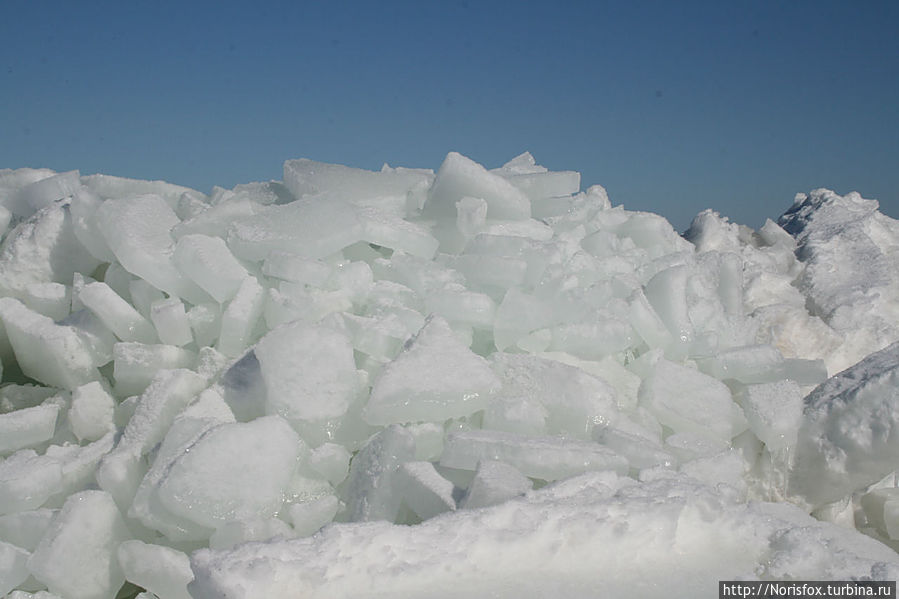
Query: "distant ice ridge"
1 153 899 598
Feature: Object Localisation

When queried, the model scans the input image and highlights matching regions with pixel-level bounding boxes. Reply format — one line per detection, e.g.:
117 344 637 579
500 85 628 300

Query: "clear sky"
2 0 897 232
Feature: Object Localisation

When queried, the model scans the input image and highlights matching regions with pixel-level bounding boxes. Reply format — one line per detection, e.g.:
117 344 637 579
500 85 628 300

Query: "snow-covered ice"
1 153 899 597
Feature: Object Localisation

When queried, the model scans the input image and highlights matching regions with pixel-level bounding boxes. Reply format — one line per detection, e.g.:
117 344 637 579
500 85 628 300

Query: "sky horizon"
2 0 897 232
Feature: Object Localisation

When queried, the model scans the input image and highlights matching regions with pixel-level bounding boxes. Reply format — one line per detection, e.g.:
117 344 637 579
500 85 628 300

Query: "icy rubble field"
1 152 899 598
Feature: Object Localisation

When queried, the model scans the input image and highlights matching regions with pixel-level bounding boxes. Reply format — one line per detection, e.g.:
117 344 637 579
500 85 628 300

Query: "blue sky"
2 1 897 231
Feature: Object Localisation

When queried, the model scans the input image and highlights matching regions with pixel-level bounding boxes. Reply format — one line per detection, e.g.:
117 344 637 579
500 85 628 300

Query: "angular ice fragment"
69 187 115 262
643 265 692 343
289 495 340 537
697 345 786 384
357 206 439 259
0 509 56 551
173 234 249 303
149 298 193 347
96 195 209 304
155 416 302 529
734 380 803 451
482 396 547 436
81 173 200 207
227 199 364 261
789 341 899 507
255 321 358 423
0 403 59 455
22 282 70 321
188 302 221 347
308 443 352 487
78 282 156 343
0 202 100 297
501 169 580 203
262 251 332 286
461 460 532 509
112 342 197 397
396 461 455 520
593 424 675 470
425 152 531 221
97 369 207 508
0 298 100 390
859 488 899 540
0 541 31 597
456 196 488 237
115 369 208 456
172 197 259 239
217 276 265 357
27 490 129 599
0 451 62 515
445 254 527 291
208 517 294 550
363 316 500 425
343 425 415 522
550 317 636 360
425 288 496 329
638 358 735 442
117 541 193 599
10 170 80 216
441 430 628 481
283 158 433 201
628 288 675 350
493 288 554 352
490 353 618 439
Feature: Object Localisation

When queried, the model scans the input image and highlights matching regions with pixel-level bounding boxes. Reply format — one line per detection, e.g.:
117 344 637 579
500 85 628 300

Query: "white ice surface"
2 157 899 597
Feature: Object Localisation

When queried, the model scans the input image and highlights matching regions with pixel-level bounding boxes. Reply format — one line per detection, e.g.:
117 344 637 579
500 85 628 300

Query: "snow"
2 153 899 597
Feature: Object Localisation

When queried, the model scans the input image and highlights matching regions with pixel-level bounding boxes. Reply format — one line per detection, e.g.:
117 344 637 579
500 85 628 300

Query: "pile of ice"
1 152 899 598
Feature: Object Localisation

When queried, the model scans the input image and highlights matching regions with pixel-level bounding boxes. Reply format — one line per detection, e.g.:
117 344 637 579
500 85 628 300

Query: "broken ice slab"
98 369 208 508
289 495 340 537
395 461 455 521
0 298 101 390
0 403 59 455
69 381 116 442
9 170 80 217
697 345 826 386
734 380 803 451
592 423 675 470
112 342 197 398
149 298 193 347
254 320 358 424
154 416 303 530
0 541 30 597
424 152 531 221
226 198 365 262
217 276 265 358
209 517 295 550
460 460 532 509
27 490 130 599
78 282 157 344
96 195 210 304
788 341 899 508
343 424 415 522
440 430 628 481
499 169 581 203
117 540 194 599
363 316 500 426
643 264 693 345
424 288 496 329
283 158 433 203
638 357 736 443
0 200 98 296
173 234 249 303
0 451 63 515
490 353 619 440
261 251 332 286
